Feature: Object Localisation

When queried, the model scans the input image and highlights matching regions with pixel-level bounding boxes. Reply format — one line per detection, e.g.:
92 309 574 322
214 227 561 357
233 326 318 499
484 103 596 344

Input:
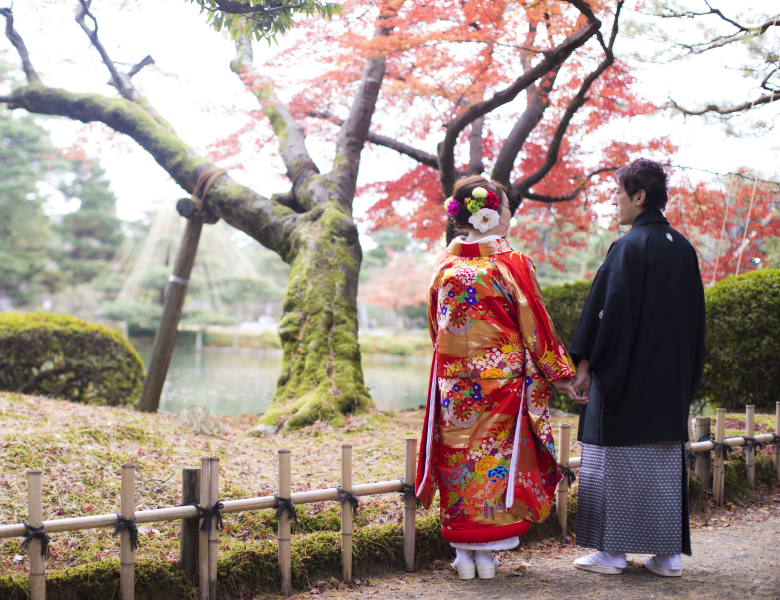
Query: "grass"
0 393 776 598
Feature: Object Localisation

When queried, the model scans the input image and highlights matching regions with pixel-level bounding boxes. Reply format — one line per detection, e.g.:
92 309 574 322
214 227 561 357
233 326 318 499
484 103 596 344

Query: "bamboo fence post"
695 417 712 489
180 466 201 585
208 457 220 600
403 438 417 573
278 449 292 597
120 464 136 600
556 424 571 534
713 409 726 504
26 469 45 600
340 443 353 583
775 403 780 480
746 405 756 490
198 457 211 600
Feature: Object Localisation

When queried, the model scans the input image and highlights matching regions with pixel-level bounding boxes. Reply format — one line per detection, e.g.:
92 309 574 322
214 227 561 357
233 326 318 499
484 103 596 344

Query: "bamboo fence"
0 439 419 600
554 403 780 534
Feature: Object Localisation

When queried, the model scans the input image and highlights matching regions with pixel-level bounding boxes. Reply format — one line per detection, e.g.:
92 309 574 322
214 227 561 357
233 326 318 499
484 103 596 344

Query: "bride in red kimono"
415 175 579 580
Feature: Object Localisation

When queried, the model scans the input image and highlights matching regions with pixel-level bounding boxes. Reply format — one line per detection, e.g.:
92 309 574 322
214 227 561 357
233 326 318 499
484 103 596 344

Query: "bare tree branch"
0 8 39 83
466 116 484 175
513 1 623 201
127 55 155 79
666 92 780 116
523 166 618 203
230 36 319 201
438 3 601 193
75 0 137 101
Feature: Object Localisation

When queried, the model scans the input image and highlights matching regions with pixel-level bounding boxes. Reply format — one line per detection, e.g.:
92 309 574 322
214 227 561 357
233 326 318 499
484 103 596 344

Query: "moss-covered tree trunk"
259 203 371 431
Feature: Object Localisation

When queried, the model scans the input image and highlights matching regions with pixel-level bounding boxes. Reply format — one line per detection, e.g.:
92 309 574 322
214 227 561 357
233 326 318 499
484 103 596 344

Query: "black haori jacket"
570 209 706 447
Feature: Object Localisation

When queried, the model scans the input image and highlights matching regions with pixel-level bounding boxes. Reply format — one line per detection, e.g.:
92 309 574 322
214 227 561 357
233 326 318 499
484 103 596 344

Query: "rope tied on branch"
558 464 577 486
274 494 298 525
188 501 224 532
398 478 422 508
21 523 51 559
113 515 140 551
335 486 359 516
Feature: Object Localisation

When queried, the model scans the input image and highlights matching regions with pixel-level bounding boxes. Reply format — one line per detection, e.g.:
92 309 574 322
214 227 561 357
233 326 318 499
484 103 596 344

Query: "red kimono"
415 237 576 544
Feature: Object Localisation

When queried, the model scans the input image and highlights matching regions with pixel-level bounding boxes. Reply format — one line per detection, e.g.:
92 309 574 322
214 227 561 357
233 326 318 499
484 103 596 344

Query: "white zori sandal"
644 556 683 577
573 552 625 575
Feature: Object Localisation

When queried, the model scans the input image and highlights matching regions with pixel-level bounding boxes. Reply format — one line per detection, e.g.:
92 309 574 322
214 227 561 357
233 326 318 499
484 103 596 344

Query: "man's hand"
552 378 579 401
571 359 592 405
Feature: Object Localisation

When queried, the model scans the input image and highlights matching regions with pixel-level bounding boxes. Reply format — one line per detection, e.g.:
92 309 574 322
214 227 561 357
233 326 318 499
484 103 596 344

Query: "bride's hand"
551 378 588 404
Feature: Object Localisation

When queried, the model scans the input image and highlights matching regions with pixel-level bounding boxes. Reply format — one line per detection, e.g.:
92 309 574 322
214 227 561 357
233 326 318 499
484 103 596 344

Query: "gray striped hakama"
575 441 691 556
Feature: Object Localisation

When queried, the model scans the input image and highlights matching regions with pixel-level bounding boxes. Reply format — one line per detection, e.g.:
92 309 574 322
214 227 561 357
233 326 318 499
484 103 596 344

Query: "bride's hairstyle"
448 175 508 233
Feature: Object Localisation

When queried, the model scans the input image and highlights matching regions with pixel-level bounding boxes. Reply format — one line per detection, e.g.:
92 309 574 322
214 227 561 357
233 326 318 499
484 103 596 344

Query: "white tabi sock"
653 553 682 570
474 550 493 564
594 551 626 568
453 549 474 565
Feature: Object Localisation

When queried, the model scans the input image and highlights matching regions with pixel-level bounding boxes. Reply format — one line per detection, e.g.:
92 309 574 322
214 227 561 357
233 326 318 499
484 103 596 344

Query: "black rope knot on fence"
335 487 359 516
685 448 698 469
713 442 733 458
189 501 224 532
113 515 140 551
398 478 422 509
274 494 298 525
743 437 765 453
21 523 51 559
558 465 577 486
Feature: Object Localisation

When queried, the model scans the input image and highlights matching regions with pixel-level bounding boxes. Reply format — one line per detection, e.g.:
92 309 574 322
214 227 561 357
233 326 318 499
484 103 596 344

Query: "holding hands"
551 359 590 405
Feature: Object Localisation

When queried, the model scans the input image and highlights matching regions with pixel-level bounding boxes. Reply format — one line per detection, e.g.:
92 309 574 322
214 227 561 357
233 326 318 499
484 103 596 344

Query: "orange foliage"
359 250 430 312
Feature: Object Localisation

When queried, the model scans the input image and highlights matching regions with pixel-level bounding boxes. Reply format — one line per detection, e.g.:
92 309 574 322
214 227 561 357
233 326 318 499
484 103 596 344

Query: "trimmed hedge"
0 312 144 407
701 269 780 411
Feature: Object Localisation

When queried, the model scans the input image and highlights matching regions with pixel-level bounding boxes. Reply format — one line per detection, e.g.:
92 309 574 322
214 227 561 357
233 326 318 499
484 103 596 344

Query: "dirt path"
307 502 780 600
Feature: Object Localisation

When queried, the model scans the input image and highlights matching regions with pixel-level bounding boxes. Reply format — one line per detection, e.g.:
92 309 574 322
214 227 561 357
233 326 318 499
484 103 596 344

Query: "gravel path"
305 498 780 600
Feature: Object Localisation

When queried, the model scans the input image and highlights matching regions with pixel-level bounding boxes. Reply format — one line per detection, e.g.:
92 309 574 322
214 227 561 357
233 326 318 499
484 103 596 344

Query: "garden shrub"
701 270 780 411
542 280 592 412
0 312 144 407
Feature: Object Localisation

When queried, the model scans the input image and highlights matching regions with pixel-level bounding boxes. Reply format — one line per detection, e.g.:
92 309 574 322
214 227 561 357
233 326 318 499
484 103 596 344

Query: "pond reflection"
137 350 431 416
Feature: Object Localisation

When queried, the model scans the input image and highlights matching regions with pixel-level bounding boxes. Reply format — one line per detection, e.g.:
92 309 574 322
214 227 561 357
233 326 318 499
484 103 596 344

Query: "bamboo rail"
2 441 419 599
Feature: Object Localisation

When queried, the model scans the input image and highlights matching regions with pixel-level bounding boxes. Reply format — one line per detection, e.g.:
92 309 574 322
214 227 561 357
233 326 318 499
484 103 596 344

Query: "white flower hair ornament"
468 208 500 233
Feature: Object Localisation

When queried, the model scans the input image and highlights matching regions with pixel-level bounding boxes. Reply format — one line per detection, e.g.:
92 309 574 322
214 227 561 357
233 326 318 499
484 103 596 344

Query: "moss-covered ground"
0 393 776 598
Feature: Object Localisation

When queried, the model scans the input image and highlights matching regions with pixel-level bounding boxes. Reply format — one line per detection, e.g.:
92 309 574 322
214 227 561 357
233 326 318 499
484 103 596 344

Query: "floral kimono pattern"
415 237 576 544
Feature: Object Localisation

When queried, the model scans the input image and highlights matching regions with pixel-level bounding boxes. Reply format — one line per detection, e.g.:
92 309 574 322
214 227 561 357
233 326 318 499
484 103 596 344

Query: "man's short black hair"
614 158 669 211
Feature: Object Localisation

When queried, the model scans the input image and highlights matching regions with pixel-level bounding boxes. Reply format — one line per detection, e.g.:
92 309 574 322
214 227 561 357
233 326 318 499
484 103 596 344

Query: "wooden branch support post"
180 466 201 585
208 457 220 600
120 464 136 600
556 424 571 534
138 218 204 412
694 417 712 490
278 449 292 597
403 438 417 573
340 443 353 583
27 469 45 600
745 405 756 490
713 409 726 505
198 456 211 600
776 403 780 480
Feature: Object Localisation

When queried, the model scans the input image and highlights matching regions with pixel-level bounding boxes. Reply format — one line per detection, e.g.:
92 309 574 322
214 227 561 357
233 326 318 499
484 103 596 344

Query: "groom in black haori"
568 158 706 577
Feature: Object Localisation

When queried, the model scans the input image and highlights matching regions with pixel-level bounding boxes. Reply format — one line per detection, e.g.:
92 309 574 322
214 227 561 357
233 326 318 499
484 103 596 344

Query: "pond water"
137 350 431 416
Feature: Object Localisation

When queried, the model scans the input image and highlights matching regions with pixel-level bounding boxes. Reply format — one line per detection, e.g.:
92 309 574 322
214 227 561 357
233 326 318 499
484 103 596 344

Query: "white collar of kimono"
456 234 502 243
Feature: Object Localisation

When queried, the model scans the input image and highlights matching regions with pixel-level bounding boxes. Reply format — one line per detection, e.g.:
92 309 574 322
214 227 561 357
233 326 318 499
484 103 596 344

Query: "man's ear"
633 189 646 206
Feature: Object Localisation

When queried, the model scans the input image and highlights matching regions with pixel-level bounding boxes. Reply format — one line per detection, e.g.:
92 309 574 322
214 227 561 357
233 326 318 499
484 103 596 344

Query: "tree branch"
127 55 155 79
0 8 40 83
666 92 780 116
438 4 601 193
211 0 306 16
466 116 484 175
75 0 137 101
513 1 623 201
523 166 618 203
230 36 319 202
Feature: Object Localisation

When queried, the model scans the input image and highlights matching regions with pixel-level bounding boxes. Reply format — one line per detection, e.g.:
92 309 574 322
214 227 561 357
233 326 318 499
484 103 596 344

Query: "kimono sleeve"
426 257 446 345
504 254 576 382
570 246 641 414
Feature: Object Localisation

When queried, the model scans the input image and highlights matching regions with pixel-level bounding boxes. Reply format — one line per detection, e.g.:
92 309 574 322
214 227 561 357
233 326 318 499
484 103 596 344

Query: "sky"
1 1 777 234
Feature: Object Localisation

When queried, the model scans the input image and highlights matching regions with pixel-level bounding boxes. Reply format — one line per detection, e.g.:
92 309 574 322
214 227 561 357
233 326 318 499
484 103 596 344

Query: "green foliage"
700 269 780 410
0 108 59 305
0 312 144 406
56 160 123 286
542 280 592 413
190 0 342 43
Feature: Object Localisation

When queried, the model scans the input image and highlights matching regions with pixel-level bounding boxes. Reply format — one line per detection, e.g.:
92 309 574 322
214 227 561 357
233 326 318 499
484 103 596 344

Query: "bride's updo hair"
448 175 508 233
